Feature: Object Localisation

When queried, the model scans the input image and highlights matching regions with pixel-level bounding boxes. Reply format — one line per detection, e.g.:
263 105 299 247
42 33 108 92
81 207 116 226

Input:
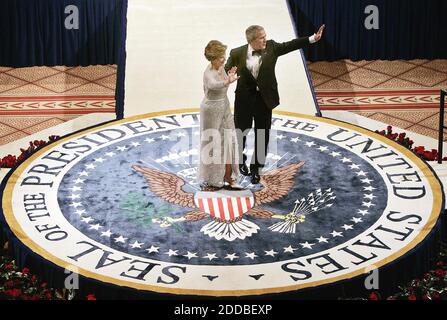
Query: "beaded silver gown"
198 64 239 188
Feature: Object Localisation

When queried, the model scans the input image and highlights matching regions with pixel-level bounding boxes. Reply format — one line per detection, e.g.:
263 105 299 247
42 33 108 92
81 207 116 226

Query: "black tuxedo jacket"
225 37 310 110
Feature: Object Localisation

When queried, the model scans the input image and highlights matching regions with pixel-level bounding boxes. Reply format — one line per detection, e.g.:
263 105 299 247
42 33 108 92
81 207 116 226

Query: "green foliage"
119 192 184 233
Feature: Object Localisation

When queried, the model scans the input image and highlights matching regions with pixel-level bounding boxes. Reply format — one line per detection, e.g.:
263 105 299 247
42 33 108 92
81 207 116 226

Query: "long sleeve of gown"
203 69 228 90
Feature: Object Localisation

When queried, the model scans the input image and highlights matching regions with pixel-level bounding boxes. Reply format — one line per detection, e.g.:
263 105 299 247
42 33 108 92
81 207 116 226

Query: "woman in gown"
198 40 240 191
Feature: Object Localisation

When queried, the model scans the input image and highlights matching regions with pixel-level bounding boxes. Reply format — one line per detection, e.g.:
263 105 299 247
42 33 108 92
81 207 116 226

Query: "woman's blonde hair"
204 40 227 61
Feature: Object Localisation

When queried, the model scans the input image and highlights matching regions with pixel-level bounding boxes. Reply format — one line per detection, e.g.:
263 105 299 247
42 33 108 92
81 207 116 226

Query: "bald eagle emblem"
132 161 335 241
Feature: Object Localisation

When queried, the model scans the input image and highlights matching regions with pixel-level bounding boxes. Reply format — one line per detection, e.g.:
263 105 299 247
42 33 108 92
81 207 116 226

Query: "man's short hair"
245 25 264 43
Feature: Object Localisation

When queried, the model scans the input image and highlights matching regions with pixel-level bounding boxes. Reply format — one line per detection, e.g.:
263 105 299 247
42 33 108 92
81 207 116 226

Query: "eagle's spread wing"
254 161 305 205
184 210 209 222
246 207 275 219
132 165 195 208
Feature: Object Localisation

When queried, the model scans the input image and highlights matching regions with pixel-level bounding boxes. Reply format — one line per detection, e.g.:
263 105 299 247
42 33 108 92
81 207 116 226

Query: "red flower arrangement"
0 253 99 300
0 135 60 168
365 244 447 300
0 256 63 300
375 126 447 162
368 292 379 300
86 294 97 300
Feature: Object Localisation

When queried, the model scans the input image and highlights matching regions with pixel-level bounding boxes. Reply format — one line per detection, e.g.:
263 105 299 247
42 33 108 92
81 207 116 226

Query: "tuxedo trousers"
234 91 272 171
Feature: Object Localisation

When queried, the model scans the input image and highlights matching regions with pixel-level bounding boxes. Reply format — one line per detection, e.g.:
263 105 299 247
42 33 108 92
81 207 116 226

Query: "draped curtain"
287 0 447 61
0 0 126 67
0 0 127 118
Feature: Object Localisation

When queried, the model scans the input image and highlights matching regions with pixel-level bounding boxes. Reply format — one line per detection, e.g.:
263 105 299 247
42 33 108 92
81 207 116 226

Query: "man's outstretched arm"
275 24 325 56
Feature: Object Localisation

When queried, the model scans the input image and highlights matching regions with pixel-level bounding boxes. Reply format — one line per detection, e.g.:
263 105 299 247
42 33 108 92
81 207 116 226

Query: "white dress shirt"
246 44 262 79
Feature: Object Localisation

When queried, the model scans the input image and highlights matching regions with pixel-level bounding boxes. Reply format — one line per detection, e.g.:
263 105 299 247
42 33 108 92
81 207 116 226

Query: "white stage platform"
124 0 318 117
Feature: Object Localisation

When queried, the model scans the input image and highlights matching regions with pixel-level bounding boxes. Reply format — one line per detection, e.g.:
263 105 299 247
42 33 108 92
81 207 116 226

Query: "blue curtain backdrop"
0 0 127 118
288 0 447 61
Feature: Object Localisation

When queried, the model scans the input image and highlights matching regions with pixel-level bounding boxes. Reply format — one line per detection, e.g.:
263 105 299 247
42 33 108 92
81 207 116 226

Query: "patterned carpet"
308 59 447 141
0 65 116 146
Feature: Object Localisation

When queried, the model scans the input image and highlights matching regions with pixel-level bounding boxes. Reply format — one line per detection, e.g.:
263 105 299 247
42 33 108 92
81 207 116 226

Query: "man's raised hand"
314 24 325 42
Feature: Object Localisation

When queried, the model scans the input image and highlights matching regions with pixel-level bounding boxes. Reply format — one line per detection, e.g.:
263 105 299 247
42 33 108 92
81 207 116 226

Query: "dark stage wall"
0 0 127 118
288 0 447 61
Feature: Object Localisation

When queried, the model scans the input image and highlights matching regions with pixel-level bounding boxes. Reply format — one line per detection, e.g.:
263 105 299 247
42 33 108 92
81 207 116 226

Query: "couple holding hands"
198 24 324 191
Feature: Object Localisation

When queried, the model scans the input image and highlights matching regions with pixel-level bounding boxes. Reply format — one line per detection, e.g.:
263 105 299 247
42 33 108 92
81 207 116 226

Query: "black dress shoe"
239 164 250 176
250 171 260 184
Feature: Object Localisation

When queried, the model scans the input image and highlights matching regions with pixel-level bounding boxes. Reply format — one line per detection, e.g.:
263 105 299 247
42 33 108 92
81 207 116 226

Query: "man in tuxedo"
225 24 325 184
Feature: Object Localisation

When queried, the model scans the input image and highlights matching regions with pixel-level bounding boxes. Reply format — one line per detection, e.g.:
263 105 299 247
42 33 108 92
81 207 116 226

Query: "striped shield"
194 189 255 221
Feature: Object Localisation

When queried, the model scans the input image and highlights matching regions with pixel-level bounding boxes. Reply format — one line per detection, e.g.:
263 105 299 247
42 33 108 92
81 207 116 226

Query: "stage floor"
124 0 318 117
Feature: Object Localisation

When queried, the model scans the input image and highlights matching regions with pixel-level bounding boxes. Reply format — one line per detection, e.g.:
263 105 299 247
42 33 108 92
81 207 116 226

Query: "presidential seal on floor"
1 110 443 297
